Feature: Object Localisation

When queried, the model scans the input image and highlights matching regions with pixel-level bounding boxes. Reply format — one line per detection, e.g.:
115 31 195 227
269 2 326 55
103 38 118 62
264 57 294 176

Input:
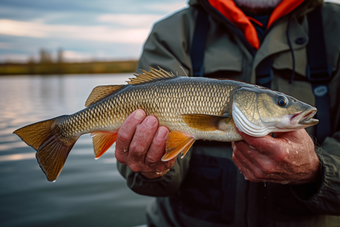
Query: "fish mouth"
291 108 319 125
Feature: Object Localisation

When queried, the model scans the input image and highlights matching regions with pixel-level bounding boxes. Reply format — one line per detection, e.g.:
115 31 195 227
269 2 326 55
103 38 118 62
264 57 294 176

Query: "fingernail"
146 116 157 127
156 127 168 140
134 110 145 120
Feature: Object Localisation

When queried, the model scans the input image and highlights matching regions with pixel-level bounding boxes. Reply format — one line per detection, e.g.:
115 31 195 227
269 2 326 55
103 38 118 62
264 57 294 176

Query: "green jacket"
117 0 340 226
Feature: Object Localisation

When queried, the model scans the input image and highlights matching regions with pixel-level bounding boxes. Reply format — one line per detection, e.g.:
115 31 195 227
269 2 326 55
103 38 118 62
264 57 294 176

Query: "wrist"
290 162 324 200
305 154 322 183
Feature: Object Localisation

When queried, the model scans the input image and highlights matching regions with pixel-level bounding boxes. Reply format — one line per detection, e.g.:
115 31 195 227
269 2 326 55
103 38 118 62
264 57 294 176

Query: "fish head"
232 87 319 137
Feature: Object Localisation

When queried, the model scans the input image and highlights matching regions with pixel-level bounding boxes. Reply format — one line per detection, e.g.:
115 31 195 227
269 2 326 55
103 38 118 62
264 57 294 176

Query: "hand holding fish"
232 129 320 184
115 109 175 179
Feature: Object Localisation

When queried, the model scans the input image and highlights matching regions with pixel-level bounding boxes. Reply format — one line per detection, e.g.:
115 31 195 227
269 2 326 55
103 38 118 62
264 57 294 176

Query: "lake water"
0 74 153 227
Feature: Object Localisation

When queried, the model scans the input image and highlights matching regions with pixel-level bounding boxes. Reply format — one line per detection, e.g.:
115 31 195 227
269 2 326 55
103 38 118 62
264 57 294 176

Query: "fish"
13 67 319 181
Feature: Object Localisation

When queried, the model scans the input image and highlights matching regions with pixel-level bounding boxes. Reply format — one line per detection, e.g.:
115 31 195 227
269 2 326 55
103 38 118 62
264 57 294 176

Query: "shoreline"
0 60 138 75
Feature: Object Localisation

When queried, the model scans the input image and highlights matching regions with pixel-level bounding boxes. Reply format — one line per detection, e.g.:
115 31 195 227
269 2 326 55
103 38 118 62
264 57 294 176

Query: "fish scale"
57 77 239 141
13 67 318 181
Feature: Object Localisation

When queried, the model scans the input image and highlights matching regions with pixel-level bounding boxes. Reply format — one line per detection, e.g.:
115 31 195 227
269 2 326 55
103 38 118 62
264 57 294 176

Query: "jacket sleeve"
136 8 195 76
116 8 195 197
117 150 192 196
290 131 340 215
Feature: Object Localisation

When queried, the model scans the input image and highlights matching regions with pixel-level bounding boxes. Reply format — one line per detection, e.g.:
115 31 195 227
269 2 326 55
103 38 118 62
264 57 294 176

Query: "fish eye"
278 96 287 107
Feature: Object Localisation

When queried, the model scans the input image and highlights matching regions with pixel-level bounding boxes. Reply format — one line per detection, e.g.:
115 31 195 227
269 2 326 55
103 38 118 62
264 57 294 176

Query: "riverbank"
0 60 138 75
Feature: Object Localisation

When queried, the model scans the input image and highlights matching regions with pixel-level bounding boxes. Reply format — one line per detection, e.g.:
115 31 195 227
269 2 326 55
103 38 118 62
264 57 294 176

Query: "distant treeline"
0 60 138 75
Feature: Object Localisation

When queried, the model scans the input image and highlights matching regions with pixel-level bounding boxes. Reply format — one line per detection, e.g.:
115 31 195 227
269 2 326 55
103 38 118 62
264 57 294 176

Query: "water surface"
0 74 153 227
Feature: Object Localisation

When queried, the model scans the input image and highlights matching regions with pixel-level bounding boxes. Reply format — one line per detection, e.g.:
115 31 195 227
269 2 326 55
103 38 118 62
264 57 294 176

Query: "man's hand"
115 109 175 179
232 128 320 184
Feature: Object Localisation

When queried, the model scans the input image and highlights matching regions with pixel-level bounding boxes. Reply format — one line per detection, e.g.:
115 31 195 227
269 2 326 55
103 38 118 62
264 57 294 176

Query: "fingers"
129 115 159 162
115 110 175 179
235 127 280 155
233 141 266 182
232 141 282 182
116 109 146 157
232 143 258 181
145 126 169 166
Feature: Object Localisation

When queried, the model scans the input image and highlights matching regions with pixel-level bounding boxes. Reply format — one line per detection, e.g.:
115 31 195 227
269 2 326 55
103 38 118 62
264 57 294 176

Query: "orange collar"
208 0 304 49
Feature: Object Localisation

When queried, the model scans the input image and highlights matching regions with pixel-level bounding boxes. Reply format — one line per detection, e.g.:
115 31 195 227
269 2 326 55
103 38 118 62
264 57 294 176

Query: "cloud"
63 50 92 61
98 14 164 28
0 19 150 44
0 42 19 49
147 2 187 13
97 3 187 28
0 19 46 38
0 0 188 61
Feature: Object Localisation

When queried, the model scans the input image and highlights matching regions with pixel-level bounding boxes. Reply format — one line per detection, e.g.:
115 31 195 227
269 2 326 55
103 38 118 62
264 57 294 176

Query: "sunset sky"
0 0 339 62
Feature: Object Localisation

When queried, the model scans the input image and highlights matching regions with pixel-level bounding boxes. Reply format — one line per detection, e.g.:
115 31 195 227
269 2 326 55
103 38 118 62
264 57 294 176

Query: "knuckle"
130 143 145 154
154 165 166 172
115 154 125 164
146 158 158 167
129 164 141 173
254 169 266 179
275 151 288 161
261 165 274 175
117 131 131 144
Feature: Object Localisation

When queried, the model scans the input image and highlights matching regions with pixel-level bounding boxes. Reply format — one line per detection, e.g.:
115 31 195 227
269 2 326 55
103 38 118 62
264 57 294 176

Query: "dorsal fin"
85 85 124 107
127 66 177 85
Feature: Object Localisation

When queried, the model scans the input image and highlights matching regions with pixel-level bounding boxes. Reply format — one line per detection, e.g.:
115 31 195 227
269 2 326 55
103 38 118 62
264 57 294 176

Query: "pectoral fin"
162 131 195 161
182 114 232 131
91 131 118 159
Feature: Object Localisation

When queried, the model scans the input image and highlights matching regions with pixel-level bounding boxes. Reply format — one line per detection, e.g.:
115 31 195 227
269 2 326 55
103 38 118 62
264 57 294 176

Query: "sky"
0 0 188 62
0 0 339 62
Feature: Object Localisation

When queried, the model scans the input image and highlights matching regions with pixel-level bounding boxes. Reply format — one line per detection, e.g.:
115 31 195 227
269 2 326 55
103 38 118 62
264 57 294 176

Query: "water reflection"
0 152 35 161
0 74 152 227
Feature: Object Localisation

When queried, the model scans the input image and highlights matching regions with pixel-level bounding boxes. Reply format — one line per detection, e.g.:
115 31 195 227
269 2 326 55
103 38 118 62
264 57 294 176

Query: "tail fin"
13 117 78 182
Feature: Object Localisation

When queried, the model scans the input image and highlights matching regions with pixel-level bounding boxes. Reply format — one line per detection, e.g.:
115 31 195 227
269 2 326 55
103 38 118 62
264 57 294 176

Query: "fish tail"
13 116 78 182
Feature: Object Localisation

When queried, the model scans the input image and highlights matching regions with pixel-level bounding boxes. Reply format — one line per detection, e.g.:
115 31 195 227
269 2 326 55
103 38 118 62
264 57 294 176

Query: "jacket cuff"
290 147 340 214
124 159 187 197
289 158 325 202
